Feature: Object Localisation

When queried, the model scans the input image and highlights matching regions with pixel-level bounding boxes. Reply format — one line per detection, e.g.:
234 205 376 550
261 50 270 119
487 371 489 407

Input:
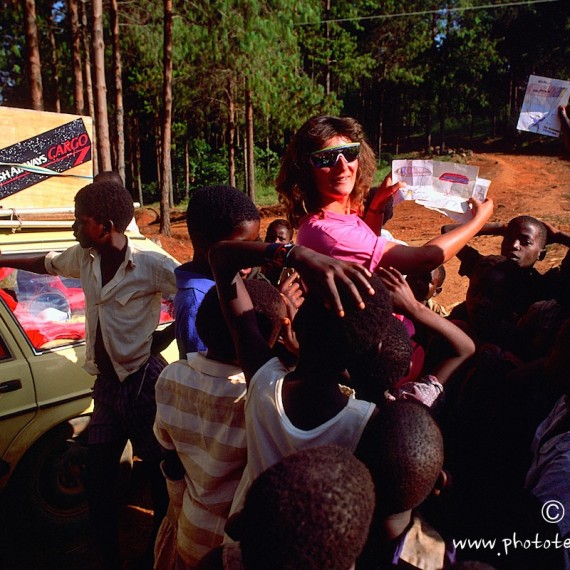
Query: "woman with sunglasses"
276 115 494 275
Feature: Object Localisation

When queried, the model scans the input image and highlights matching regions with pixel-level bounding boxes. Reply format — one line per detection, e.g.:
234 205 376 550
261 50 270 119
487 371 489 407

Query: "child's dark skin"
500 218 546 268
406 268 443 303
442 216 546 270
209 241 373 421
265 222 293 245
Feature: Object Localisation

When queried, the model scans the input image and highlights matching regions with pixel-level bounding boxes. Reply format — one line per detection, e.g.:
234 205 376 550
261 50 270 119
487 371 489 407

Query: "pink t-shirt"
297 210 388 272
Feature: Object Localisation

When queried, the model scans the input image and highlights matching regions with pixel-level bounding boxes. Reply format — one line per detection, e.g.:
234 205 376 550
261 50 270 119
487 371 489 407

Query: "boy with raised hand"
174 185 261 359
0 180 179 569
442 214 548 274
209 239 382 516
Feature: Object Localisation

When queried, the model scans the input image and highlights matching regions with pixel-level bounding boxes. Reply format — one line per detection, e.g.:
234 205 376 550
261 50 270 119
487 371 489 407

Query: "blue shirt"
174 261 215 359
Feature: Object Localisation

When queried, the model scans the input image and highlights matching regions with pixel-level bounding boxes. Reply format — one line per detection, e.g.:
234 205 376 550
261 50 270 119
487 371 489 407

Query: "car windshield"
0 267 174 351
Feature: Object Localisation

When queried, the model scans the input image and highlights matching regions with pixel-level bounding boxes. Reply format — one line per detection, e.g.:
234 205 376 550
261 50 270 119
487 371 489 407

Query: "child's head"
366 400 444 516
186 186 261 253
500 215 547 268
196 280 285 361
406 265 446 302
74 181 135 233
93 170 124 186
265 219 294 244
292 274 393 372
348 315 413 402
232 445 375 570
465 255 523 328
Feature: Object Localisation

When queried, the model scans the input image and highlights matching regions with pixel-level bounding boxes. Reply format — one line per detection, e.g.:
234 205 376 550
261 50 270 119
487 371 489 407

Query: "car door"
0 306 37 460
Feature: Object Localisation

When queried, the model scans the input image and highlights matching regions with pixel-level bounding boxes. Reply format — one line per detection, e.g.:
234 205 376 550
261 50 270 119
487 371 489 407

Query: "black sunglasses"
310 143 361 169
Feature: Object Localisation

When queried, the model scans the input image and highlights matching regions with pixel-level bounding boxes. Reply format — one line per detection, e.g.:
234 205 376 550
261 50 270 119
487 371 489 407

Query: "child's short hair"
265 218 293 243
293 274 393 372
93 170 124 186
74 181 134 232
349 316 413 402
235 445 375 570
196 280 285 359
366 400 444 515
186 186 260 249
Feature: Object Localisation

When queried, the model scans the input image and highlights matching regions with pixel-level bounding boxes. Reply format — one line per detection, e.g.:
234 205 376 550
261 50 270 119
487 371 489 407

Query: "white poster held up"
517 75 570 138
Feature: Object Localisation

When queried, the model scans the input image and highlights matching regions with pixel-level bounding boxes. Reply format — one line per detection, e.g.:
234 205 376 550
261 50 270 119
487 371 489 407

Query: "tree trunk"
110 0 125 184
80 0 97 173
134 116 144 206
155 113 162 190
265 113 270 175
159 0 173 236
48 13 61 112
438 92 446 152
92 0 112 171
184 138 190 200
227 78 236 188
22 0 44 110
245 80 255 203
325 0 331 96
377 89 384 160
68 0 84 115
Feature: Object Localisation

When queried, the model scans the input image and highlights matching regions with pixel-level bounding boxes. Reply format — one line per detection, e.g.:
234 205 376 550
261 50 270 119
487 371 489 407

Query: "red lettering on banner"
46 134 90 162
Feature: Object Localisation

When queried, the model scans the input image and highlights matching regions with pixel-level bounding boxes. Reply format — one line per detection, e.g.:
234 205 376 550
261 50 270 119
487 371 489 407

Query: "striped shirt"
154 352 247 568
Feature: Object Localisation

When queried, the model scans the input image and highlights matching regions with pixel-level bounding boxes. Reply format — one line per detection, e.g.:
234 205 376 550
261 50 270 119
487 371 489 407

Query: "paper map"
392 159 490 223
517 75 570 138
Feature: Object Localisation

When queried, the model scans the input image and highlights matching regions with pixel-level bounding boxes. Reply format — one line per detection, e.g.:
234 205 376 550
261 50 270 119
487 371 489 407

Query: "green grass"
254 182 279 206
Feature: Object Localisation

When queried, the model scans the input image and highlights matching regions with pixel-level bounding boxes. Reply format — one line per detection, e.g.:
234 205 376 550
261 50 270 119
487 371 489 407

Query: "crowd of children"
3 110 570 570
151 176 569 569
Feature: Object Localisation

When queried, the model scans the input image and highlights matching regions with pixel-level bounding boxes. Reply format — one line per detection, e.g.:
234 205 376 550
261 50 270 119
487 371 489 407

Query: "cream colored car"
0 210 178 531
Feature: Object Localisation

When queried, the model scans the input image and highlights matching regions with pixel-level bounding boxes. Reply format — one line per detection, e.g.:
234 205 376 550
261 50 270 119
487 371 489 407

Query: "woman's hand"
366 175 404 215
468 196 494 222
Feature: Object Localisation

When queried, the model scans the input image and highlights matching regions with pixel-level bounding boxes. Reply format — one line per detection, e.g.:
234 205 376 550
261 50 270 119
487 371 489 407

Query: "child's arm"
379 197 494 275
441 221 506 236
379 266 475 384
209 241 373 381
542 220 570 248
0 253 49 274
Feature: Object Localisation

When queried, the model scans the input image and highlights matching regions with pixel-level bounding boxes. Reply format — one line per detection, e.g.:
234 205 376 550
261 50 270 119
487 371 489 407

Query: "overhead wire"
294 0 564 26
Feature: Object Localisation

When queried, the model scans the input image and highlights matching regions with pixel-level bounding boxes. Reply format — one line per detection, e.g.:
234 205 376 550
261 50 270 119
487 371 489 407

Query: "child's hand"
378 266 420 316
278 271 304 311
542 220 559 244
288 247 374 317
279 287 301 358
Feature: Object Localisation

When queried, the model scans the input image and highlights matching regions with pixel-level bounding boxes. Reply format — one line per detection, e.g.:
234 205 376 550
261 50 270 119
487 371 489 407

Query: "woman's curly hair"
276 115 377 228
